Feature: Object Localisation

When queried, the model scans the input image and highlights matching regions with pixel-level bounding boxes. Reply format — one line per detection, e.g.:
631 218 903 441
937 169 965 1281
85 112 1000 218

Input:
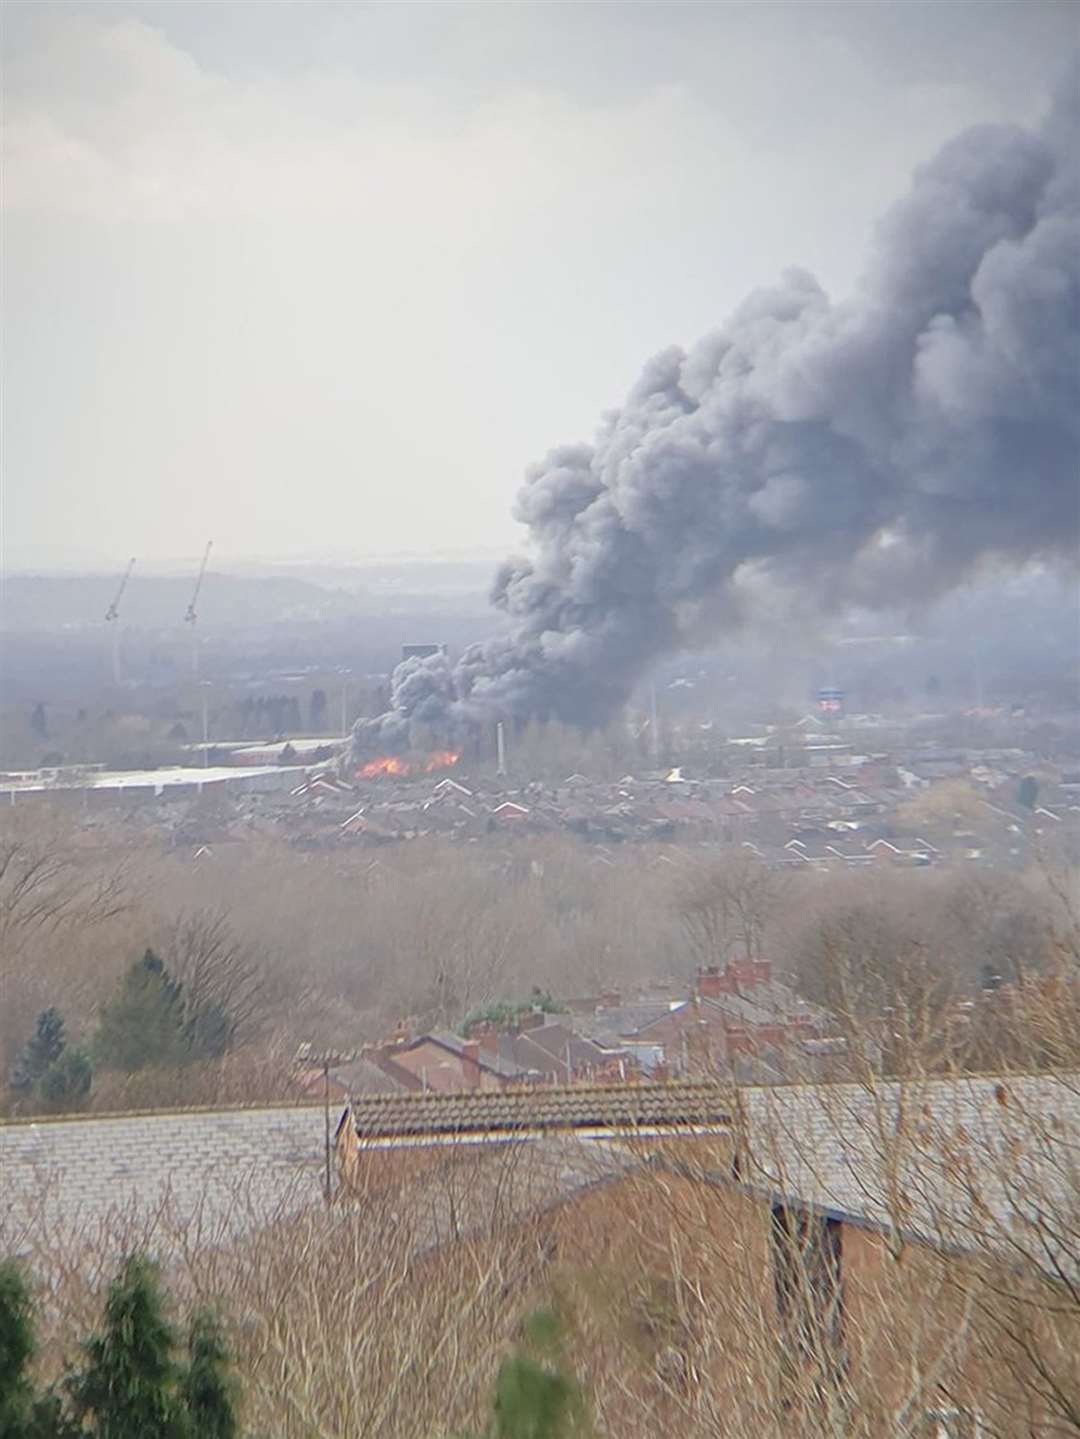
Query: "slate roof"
343 1080 731 1142
1 1104 325 1262
627 985 831 1038
497 1023 621 1078
732 1073 1080 1277
578 1003 674 1043
419 1030 530 1080
329 1057 410 1095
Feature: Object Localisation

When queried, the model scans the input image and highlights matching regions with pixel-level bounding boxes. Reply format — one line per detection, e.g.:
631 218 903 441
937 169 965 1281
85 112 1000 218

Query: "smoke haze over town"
356 64 1079 750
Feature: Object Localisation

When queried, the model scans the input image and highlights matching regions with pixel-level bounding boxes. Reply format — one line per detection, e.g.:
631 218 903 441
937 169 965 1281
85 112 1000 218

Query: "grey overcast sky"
2 0 1077 571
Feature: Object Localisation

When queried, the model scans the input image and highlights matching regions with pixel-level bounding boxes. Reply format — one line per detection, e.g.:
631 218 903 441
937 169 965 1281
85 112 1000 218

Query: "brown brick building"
335 1074 1080 1437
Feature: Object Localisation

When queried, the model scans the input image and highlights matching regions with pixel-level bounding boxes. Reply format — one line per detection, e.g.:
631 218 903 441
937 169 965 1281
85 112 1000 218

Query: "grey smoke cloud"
353 68 1079 756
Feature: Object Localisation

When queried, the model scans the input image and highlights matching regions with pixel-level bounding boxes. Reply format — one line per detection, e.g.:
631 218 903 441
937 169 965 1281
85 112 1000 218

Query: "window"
771 1205 845 1398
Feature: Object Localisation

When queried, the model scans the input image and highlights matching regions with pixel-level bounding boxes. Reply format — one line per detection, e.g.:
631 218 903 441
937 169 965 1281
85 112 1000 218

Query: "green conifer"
11 1009 66 1094
38 1050 93 1111
93 952 187 1072
178 1313 237 1439
67 1257 187 1439
0 1261 35 1439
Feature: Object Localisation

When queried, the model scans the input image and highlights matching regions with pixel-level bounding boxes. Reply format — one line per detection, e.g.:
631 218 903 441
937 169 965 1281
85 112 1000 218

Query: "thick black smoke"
354 70 1079 757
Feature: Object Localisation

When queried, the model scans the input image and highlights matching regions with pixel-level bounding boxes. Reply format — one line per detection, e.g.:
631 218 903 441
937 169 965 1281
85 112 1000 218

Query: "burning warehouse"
356 750 461 781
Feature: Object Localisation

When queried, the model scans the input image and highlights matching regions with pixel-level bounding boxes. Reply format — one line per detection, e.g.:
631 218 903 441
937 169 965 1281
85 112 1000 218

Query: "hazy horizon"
3 0 1076 571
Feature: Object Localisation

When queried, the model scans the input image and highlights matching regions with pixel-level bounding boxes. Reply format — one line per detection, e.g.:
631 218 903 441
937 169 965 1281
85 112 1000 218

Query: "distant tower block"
401 643 448 662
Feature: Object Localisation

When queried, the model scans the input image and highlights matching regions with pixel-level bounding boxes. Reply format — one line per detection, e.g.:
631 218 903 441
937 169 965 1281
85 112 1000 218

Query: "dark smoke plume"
354 71 1079 757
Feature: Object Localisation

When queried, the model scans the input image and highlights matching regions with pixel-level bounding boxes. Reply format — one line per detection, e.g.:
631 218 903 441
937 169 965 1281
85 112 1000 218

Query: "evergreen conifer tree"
93 952 187 1072
67 1257 187 1439
462 1309 589 1439
2 1257 241 1439
0 1261 83 1439
492 1351 579 1439
11 1009 66 1095
38 1050 94 1110
178 1314 237 1439
0 1261 35 1439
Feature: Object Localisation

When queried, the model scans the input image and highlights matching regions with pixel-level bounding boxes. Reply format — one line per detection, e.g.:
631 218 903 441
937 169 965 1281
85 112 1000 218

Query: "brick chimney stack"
472 1023 499 1057
697 960 771 997
461 1040 482 1089
697 965 736 998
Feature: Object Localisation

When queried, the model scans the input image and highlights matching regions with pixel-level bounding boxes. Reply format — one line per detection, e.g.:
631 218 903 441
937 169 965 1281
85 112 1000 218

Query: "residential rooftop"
344 1080 732 1143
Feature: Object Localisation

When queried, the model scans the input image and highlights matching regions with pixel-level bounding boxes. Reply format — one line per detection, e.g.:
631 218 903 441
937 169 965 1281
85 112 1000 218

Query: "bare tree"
0 814 127 950
162 908 267 1047
675 851 779 973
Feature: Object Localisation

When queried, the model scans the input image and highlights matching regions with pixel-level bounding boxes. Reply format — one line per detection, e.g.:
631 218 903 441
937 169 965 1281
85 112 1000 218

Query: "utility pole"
649 681 660 762
293 1044 358 1204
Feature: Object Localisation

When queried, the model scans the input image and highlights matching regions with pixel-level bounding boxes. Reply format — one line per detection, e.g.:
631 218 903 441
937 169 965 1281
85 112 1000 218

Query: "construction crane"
104 558 135 685
184 540 213 677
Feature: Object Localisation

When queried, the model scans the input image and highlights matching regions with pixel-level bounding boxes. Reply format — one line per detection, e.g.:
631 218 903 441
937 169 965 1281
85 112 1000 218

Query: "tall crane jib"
185 540 213 677
105 558 135 624
105 558 135 684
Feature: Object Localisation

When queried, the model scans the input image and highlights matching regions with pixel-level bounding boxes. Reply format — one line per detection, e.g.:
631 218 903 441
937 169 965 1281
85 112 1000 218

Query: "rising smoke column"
354 69 1080 756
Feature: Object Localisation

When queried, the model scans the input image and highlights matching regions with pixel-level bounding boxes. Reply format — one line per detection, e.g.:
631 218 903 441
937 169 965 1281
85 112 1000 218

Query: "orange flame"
357 750 460 780
423 750 461 772
358 756 410 779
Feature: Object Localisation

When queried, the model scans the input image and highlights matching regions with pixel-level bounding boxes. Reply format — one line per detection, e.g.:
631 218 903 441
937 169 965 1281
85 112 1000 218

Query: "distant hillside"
2 573 365 632
2 565 494 632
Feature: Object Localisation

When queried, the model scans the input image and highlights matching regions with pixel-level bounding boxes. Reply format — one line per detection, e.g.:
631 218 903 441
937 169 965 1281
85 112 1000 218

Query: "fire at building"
357 750 461 780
